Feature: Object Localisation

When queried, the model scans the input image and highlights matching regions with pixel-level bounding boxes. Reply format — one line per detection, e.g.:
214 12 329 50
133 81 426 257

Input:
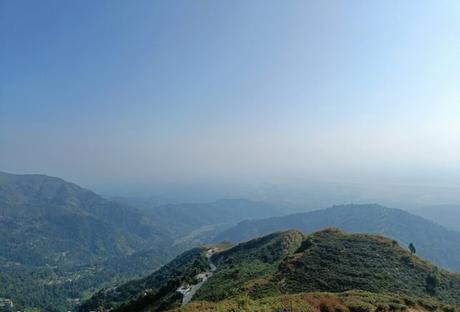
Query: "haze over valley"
1 1 459 311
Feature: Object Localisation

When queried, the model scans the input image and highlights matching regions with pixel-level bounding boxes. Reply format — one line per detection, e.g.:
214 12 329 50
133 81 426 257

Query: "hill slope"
0 171 177 310
409 205 460 232
174 291 459 312
0 171 172 266
134 199 284 245
79 248 211 312
215 204 460 271
83 229 460 312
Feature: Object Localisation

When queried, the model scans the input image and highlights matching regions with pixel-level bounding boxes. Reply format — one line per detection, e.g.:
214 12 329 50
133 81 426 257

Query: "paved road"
182 251 217 304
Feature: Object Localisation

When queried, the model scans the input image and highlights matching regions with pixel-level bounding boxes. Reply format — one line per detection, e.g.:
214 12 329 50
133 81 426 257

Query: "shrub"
426 269 442 295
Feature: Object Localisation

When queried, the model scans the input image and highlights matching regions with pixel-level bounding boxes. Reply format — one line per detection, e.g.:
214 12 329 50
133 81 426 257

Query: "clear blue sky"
1 1 459 195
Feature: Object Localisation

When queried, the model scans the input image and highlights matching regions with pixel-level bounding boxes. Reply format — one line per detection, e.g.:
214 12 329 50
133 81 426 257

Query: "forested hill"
79 248 210 311
0 171 285 310
0 171 177 310
86 229 460 312
0 171 171 267
215 204 460 272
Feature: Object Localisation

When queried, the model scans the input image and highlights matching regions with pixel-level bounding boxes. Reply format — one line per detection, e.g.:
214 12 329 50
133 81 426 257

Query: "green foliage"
79 248 210 311
0 172 289 311
0 172 172 267
277 229 460 306
84 229 460 312
195 230 304 302
149 229 460 310
0 171 177 310
426 268 442 295
216 204 460 272
172 291 459 312
0 246 178 311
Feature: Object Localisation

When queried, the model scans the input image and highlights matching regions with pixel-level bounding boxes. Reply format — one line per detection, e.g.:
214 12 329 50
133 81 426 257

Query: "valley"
1 172 460 312
0 173 282 311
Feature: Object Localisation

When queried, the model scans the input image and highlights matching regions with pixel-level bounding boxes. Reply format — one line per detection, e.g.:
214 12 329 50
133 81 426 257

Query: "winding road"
181 250 217 305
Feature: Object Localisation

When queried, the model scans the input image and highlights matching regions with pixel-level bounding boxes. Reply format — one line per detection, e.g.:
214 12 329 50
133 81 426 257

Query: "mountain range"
1 171 460 311
0 171 282 311
142 198 283 245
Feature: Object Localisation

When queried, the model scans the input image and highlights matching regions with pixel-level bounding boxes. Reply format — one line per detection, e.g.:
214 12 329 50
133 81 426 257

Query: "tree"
409 243 416 255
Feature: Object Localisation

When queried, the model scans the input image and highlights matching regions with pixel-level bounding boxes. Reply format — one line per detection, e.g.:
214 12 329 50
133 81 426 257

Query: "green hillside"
276 229 460 304
84 229 460 312
0 171 171 267
173 291 459 312
194 230 304 302
79 248 211 312
0 171 287 311
215 204 460 272
0 171 177 311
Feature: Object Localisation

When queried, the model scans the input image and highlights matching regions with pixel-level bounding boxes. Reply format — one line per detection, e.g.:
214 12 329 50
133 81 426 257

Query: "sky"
1 1 460 200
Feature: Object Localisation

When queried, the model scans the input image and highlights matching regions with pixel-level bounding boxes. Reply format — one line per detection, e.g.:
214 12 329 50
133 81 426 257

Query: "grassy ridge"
215 204 460 272
194 229 460 307
278 229 460 305
194 230 304 301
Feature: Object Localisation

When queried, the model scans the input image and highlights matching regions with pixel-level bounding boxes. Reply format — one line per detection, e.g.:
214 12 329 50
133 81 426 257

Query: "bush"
426 269 442 295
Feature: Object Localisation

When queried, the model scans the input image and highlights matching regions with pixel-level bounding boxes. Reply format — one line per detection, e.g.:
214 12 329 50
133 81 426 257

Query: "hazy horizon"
1 1 460 204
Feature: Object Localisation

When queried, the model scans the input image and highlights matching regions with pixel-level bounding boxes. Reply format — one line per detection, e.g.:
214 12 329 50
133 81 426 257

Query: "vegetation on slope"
0 171 170 267
276 229 460 306
0 172 285 311
194 230 304 301
0 171 177 311
172 291 459 312
79 248 210 311
195 229 460 307
215 204 460 272
108 228 460 312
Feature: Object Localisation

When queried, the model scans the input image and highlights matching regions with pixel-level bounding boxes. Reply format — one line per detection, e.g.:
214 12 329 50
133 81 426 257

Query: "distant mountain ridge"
144 198 284 244
215 204 460 272
409 205 460 232
0 171 288 310
4 171 460 311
